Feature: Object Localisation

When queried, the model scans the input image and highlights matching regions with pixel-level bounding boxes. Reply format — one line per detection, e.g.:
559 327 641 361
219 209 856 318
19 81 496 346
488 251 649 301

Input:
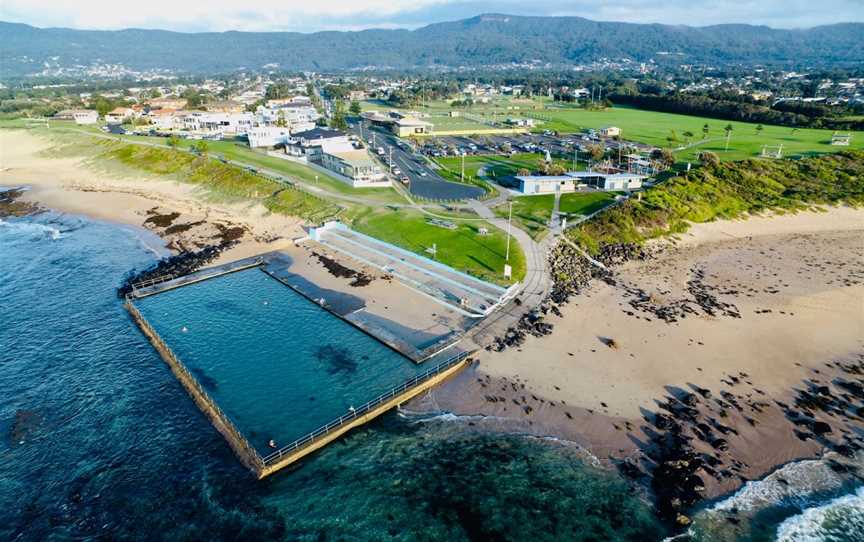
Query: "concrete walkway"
465 198 554 348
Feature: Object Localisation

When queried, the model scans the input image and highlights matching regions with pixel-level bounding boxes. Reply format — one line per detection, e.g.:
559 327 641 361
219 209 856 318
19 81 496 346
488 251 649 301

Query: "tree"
516 168 530 176
330 100 348 131
537 159 550 175
666 129 679 147
349 100 362 116
756 124 764 135
194 140 209 155
682 130 694 144
167 135 180 149
698 151 720 168
548 163 566 176
724 123 734 151
702 123 710 139
660 148 675 167
587 143 605 161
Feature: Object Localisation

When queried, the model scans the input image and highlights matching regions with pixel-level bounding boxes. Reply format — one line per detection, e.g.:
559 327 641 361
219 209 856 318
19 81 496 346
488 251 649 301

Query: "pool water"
134 268 429 455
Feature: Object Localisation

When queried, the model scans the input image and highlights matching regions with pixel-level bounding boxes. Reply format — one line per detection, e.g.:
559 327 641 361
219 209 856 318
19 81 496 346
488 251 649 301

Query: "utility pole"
461 152 465 182
388 147 393 174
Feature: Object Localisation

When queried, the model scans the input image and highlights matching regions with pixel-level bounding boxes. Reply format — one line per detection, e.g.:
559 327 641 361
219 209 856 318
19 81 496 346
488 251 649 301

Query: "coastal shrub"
571 150 864 250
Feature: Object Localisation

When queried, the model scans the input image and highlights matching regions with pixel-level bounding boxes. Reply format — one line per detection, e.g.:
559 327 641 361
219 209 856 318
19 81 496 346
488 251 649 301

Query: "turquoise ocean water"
1 208 860 541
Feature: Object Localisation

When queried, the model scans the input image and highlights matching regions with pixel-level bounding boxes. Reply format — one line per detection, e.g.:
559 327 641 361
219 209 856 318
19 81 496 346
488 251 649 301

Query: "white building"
515 172 644 194
319 150 388 188
247 125 292 148
72 110 98 125
180 111 254 135
256 104 319 133
284 128 350 157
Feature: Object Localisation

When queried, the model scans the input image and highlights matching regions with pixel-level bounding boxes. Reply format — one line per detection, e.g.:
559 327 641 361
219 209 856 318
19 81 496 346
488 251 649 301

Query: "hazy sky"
2 0 861 32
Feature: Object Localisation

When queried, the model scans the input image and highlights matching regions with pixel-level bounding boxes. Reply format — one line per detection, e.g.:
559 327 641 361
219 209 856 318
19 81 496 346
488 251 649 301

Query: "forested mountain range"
2 13 862 77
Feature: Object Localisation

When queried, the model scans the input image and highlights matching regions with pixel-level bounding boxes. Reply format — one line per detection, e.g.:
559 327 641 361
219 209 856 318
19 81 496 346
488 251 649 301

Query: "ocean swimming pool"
133 268 431 455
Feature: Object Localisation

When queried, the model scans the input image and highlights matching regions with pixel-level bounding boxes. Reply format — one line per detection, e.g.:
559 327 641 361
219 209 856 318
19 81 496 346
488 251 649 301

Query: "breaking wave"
776 486 864 542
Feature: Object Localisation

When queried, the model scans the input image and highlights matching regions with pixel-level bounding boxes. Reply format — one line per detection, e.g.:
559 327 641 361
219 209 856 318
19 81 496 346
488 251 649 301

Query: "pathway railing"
261 350 471 465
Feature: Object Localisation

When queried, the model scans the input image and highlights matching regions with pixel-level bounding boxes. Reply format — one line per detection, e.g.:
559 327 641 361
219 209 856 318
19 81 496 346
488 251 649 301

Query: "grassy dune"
569 150 864 251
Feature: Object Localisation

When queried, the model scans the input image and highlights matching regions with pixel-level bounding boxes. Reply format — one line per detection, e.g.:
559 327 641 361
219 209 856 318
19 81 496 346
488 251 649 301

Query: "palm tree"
724 124 734 151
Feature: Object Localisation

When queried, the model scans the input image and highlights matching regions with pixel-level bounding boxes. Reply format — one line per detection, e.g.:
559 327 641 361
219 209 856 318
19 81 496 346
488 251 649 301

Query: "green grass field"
494 192 618 240
349 208 526 285
526 106 864 162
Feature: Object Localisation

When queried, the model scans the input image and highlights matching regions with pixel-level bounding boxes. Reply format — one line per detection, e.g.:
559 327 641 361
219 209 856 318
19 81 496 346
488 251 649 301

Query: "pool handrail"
261 349 471 465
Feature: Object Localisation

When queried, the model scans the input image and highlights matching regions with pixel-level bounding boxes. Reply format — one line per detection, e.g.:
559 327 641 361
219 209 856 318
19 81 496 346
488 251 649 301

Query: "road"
350 121 485 201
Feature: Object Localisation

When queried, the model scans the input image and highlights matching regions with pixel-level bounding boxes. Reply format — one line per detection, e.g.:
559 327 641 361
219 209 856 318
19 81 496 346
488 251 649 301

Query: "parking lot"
420 131 655 162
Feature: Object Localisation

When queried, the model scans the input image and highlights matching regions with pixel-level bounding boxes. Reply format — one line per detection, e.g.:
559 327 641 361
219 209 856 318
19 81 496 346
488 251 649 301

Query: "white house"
180 111 254 135
72 110 98 125
284 127 350 157
319 150 388 188
247 125 291 148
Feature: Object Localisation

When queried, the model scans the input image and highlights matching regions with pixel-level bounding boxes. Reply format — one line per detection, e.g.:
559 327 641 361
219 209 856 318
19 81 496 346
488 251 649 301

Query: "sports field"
526 106 864 162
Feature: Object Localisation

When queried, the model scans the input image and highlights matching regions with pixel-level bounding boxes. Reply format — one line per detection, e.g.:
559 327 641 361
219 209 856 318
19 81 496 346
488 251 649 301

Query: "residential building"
319 150 387 187
600 126 621 137
148 97 188 110
206 100 246 113
284 127 350 157
68 110 98 125
247 125 291 148
105 107 135 124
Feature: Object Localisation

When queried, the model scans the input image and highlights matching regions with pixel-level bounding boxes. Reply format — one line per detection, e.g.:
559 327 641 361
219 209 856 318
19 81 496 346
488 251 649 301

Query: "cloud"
1 0 861 32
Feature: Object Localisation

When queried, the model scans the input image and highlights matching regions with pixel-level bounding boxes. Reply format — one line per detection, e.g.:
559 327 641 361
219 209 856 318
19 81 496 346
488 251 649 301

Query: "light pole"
505 200 513 262
461 151 465 182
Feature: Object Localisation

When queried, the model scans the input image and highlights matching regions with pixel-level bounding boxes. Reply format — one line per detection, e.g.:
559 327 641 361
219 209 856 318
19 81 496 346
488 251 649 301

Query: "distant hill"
2 14 862 77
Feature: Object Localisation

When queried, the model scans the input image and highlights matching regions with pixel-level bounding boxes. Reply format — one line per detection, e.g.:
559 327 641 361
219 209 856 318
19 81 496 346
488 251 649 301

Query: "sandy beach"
5 125 864 516
0 130 303 263
422 206 864 502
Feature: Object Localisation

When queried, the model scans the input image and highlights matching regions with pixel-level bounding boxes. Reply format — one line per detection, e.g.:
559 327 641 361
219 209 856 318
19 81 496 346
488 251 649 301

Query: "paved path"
465 199 554 348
